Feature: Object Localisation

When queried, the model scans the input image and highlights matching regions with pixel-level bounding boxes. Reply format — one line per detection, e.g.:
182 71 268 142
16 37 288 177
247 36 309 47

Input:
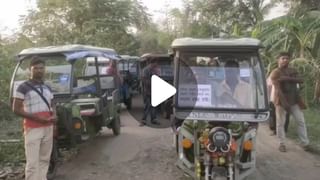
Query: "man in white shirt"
216 60 253 108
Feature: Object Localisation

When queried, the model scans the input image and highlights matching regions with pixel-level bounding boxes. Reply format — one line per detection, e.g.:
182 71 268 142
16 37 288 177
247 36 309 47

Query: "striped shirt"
13 80 53 128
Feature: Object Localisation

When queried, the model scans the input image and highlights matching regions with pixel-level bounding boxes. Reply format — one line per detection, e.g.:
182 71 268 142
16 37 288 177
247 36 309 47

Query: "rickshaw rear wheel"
47 140 58 180
125 97 132 110
269 102 276 132
175 134 179 154
111 115 121 136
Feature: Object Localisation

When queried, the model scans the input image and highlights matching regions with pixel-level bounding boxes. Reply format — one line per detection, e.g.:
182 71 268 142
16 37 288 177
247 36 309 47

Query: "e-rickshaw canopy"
171 38 262 49
17 44 120 61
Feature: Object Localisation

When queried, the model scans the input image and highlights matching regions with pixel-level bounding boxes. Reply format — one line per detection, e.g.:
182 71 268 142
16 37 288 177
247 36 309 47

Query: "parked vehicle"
117 55 141 109
171 38 269 180
140 53 174 119
10 45 122 179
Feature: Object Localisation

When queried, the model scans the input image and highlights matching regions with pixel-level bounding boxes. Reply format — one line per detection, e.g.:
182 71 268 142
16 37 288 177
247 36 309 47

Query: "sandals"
279 144 287 152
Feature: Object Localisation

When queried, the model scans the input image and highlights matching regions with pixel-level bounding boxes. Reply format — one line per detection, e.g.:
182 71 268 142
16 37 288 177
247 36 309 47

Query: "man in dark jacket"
140 58 160 126
270 51 309 152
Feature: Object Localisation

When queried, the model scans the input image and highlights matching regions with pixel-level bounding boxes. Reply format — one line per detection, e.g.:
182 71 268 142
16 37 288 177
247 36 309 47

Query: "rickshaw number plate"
176 111 269 122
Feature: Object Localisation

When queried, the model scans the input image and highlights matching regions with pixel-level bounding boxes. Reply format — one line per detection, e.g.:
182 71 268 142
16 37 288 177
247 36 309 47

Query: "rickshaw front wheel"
111 115 121 136
47 140 58 180
125 97 132 110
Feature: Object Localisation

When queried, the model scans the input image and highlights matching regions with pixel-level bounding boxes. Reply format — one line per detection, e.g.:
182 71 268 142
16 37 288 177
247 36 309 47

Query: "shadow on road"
127 94 172 129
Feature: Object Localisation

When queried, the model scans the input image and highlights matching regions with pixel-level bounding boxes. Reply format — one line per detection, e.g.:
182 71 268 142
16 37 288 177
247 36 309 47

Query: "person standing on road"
12 56 56 180
140 58 160 126
269 51 310 152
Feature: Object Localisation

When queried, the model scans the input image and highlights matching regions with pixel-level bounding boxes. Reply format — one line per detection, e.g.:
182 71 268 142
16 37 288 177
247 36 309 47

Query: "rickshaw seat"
99 76 119 106
100 76 115 90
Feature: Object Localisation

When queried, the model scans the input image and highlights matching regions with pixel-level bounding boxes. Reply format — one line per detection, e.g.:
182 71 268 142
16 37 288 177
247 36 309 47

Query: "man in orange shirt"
106 60 123 87
12 56 56 180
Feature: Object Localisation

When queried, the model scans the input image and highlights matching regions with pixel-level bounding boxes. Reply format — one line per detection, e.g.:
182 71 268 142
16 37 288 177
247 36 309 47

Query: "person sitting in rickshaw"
73 60 122 95
216 60 252 108
105 60 123 86
104 60 129 101
208 57 220 67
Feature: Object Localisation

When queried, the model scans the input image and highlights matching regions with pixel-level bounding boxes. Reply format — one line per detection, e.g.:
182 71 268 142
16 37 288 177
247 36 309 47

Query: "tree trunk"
300 46 305 58
314 79 320 101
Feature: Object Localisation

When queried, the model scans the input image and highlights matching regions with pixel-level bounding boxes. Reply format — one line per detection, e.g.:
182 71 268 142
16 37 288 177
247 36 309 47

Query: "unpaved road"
56 97 320 180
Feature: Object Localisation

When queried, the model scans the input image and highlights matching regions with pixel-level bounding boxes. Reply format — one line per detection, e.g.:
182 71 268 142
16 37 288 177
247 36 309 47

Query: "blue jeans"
142 96 156 122
120 83 130 101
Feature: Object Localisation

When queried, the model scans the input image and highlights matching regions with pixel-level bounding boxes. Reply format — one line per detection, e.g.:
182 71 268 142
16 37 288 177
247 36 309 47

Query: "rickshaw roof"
140 53 172 62
17 44 119 61
171 38 262 49
86 57 110 63
18 44 116 55
120 55 140 61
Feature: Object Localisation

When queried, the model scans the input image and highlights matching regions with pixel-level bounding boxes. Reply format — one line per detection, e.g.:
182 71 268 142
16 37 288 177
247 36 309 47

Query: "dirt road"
55 97 320 180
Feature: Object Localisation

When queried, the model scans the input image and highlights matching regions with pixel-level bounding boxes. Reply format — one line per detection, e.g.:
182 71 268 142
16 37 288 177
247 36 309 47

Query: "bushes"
0 142 25 165
287 108 320 153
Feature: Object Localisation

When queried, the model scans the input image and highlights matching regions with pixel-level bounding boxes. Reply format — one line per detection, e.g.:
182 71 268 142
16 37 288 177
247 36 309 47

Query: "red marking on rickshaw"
80 109 96 116
231 138 237 152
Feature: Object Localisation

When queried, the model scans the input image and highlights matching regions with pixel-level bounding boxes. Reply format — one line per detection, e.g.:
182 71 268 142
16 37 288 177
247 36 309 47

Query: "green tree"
136 24 170 55
20 0 150 54
166 0 277 38
256 10 320 102
0 34 34 104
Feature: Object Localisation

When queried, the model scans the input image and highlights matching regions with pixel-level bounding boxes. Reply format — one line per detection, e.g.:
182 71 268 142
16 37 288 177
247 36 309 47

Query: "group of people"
11 51 311 180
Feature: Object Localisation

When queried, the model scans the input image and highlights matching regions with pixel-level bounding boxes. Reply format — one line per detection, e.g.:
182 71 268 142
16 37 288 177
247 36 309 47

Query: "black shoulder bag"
25 82 51 111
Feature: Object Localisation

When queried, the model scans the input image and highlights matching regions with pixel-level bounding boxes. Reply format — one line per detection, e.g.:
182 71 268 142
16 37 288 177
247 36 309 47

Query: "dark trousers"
142 95 156 122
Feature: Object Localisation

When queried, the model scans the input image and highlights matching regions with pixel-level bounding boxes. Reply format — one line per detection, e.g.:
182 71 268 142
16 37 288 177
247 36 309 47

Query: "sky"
0 0 35 35
0 0 286 36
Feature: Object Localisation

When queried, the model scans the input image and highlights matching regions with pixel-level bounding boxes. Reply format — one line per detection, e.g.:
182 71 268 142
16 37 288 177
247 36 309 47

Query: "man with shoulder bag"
12 56 56 180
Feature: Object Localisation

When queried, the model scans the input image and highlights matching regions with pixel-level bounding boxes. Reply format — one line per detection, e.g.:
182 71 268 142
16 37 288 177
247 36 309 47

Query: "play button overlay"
151 75 176 107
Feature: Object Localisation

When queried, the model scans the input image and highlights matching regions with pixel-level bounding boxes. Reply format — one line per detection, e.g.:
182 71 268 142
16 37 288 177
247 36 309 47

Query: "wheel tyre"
165 102 172 119
111 115 121 136
125 97 132 110
47 140 58 180
175 134 179 154
161 103 166 118
269 102 276 131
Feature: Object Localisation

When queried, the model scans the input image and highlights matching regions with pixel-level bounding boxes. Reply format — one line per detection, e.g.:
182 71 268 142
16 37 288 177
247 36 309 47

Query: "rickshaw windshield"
158 60 173 77
118 61 138 73
13 56 71 94
85 57 110 75
118 60 129 71
128 62 138 74
176 52 267 110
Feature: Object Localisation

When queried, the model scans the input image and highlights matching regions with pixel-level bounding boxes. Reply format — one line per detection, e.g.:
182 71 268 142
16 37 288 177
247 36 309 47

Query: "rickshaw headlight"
243 140 253 151
212 131 229 147
208 127 231 152
182 138 193 149
74 122 82 129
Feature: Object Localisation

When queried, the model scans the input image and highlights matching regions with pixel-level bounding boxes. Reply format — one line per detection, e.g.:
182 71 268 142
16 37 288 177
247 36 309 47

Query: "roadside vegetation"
287 107 320 154
1 0 320 167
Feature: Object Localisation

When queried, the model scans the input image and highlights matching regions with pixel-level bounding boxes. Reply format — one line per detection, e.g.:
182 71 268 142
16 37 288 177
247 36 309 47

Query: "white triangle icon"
151 75 176 107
